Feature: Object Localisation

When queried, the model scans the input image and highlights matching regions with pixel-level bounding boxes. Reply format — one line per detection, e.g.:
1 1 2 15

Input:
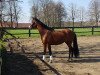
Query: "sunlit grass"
74 28 100 36
4 29 39 38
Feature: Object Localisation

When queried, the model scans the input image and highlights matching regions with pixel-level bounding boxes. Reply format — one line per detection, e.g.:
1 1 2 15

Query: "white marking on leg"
42 55 45 60
49 55 53 63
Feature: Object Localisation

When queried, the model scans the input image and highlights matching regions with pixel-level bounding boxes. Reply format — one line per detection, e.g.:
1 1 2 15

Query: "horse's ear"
32 17 37 20
32 17 34 20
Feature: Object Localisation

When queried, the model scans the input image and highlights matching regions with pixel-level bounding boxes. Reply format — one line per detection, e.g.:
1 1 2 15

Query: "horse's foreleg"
43 44 47 60
48 45 53 63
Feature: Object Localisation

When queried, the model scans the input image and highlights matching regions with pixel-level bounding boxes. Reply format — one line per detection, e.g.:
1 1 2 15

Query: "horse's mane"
34 18 54 31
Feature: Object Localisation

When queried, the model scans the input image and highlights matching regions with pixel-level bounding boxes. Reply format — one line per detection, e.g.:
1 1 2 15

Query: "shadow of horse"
72 56 100 63
1 52 42 75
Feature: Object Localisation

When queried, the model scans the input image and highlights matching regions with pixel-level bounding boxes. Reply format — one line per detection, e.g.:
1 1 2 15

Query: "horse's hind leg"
66 43 73 61
43 44 47 60
68 46 73 61
48 45 53 63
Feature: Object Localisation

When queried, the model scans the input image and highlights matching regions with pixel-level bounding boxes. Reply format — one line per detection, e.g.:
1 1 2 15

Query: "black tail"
73 33 79 58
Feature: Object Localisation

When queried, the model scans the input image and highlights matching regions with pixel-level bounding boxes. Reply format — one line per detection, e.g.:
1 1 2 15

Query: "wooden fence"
0 26 100 37
29 26 100 37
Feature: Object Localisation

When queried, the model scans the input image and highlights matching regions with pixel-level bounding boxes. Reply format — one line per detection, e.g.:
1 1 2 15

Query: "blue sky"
19 0 31 23
19 0 90 23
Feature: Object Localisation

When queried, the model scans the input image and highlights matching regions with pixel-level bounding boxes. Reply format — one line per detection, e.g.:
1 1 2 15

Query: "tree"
0 0 5 27
13 0 21 27
55 1 66 27
31 0 39 18
78 7 86 26
1 0 22 27
67 3 78 30
31 0 66 27
89 0 100 26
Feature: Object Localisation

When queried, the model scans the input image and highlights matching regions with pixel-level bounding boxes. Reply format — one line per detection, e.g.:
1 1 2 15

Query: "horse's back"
47 29 73 45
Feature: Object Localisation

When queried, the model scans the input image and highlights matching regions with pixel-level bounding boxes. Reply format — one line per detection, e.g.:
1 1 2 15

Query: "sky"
19 0 91 23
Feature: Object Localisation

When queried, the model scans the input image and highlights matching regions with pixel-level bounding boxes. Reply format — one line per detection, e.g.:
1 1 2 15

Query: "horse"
29 17 79 62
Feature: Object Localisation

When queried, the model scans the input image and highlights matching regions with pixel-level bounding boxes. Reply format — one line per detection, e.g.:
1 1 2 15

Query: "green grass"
4 29 40 38
74 28 100 36
74 28 92 36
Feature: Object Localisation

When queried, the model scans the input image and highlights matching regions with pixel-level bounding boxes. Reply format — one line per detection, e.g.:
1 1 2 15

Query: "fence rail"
0 26 100 37
29 26 100 37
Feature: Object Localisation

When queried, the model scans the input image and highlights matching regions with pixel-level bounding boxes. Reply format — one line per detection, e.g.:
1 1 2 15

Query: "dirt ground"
4 36 100 75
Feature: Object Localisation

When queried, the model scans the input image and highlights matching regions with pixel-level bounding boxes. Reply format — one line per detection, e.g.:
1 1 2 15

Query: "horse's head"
29 17 37 29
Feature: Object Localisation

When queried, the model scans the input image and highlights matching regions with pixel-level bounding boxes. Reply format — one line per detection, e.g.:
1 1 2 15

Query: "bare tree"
89 0 100 26
1 0 22 27
0 0 5 27
67 3 78 30
39 0 52 26
31 0 39 18
78 7 86 26
8 0 13 27
13 0 21 27
55 1 66 27
31 0 66 27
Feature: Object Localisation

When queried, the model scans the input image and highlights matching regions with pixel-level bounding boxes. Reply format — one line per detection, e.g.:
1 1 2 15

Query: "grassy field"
3 29 39 38
74 27 100 36
3 28 100 39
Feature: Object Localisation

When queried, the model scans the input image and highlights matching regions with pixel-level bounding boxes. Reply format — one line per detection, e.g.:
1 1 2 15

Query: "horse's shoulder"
47 30 55 33
47 30 52 33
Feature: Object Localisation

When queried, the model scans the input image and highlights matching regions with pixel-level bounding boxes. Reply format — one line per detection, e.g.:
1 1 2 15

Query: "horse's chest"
41 35 47 43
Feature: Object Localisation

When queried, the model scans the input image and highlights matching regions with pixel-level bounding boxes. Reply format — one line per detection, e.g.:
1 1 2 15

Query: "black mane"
34 18 54 31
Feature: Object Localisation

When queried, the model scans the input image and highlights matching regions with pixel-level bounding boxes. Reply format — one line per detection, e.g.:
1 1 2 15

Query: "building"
0 22 31 28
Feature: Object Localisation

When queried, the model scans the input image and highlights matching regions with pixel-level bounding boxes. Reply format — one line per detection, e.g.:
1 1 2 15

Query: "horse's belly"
48 31 66 45
49 39 65 45
50 42 64 45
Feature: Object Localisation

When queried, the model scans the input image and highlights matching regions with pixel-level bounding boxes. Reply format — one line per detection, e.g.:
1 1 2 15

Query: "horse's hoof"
67 59 73 62
42 59 45 61
49 60 52 63
67 60 71 62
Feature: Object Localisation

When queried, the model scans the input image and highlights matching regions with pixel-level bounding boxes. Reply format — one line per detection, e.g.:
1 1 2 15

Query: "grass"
3 29 40 38
75 28 100 36
74 28 92 36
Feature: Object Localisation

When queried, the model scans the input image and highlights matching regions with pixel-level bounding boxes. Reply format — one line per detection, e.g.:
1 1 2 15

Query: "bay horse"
30 17 79 62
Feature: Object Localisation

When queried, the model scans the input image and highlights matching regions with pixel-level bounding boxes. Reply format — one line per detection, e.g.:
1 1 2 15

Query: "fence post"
29 29 31 37
92 26 94 35
72 27 74 31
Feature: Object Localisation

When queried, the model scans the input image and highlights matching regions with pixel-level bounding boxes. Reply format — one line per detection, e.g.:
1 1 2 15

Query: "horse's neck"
37 25 48 36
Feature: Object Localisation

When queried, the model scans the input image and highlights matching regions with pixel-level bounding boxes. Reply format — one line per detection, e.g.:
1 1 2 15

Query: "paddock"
2 36 100 75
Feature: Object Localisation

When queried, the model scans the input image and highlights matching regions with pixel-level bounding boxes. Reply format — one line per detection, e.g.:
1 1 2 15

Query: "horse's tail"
73 33 79 58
